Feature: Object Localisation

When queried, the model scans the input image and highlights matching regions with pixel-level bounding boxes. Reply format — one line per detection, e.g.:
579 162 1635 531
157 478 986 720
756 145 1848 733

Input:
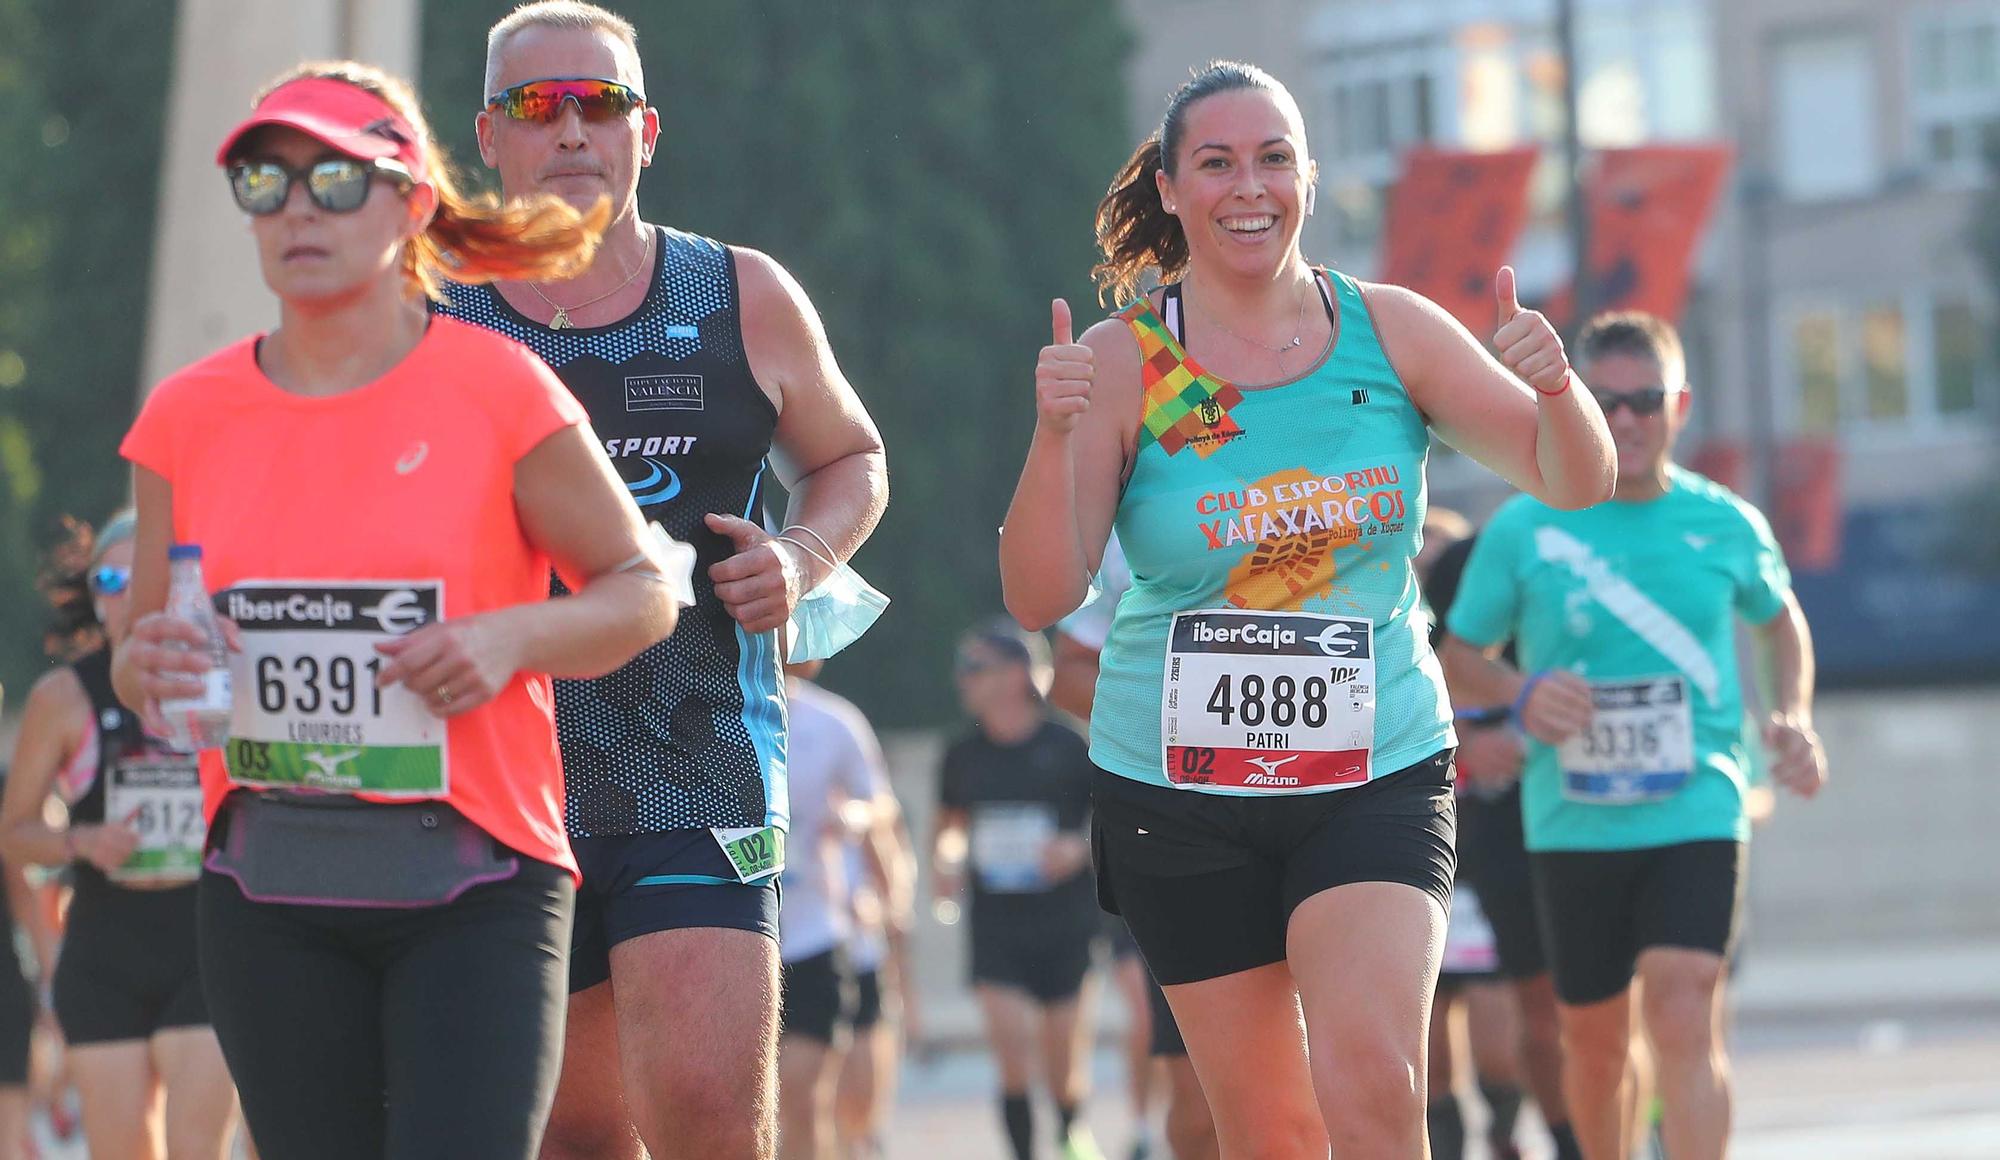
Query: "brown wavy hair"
245 61 609 301
38 516 111 660
1092 61 1292 305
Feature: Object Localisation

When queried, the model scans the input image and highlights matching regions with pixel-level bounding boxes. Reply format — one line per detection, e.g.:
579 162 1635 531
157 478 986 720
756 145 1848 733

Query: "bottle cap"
167 544 204 561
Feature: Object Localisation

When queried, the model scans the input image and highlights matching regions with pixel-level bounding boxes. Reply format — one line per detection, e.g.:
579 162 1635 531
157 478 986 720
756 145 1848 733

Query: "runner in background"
934 622 1105 1160
1426 514 1585 1160
1442 311 1827 1160
776 659 896 1160
1051 532 1215 1160
833 748 918 1160
0 515 241 1159
1418 509 1529 1160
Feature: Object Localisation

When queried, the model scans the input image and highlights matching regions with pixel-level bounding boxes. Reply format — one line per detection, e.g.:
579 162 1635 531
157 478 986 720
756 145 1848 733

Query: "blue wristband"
1510 670 1549 725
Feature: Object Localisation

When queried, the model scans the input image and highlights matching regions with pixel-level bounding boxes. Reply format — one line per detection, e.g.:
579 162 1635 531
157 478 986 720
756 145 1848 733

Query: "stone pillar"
139 0 419 393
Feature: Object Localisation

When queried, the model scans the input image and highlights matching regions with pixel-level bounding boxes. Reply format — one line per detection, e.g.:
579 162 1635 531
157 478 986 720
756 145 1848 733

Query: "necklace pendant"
549 308 573 330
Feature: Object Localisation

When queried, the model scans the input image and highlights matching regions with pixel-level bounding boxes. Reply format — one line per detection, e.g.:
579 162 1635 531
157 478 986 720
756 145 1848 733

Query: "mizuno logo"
1246 755 1301 777
302 749 363 782
395 441 429 474
1683 534 1712 551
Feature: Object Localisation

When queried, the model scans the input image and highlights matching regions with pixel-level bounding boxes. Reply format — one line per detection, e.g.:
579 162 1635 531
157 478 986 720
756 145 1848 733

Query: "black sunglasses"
1593 387 1680 417
227 156 415 216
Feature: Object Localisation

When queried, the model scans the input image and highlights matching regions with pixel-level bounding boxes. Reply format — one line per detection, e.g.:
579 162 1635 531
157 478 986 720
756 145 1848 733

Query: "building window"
1910 4 2000 179
1793 312 1842 433
1932 297 1984 413
1772 32 1879 201
1861 302 1909 420
1785 293 1991 434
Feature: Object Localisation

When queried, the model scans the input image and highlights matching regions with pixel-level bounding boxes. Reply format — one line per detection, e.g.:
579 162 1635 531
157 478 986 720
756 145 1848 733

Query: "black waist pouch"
204 791 519 908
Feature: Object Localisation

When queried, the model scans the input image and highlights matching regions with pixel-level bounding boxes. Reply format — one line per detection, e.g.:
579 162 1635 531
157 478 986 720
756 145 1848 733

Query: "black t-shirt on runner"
939 717 1096 920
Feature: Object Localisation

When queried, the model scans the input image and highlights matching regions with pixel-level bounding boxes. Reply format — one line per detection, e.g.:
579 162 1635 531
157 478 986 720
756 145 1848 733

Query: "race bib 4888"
1163 609 1375 792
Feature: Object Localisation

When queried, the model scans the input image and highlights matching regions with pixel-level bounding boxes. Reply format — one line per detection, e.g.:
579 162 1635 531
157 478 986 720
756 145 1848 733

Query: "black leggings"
197 860 574 1160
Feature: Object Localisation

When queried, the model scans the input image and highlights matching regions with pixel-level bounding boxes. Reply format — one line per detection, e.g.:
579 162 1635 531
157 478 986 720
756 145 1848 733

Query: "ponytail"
1091 136 1185 306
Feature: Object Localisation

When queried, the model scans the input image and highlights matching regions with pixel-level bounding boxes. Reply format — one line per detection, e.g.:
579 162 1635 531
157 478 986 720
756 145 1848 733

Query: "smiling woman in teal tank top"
999 61 1616 1158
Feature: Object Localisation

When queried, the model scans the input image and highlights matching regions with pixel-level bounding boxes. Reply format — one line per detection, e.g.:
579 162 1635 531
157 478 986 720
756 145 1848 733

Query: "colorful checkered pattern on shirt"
1120 299 1244 458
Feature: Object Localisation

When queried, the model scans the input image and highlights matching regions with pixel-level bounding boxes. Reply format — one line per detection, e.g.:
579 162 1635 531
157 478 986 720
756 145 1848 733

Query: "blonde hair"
250 61 608 301
485 1 644 98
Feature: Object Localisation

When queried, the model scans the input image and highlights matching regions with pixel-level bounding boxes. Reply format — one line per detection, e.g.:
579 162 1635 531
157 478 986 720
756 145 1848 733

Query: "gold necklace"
1185 273 1314 355
527 232 654 330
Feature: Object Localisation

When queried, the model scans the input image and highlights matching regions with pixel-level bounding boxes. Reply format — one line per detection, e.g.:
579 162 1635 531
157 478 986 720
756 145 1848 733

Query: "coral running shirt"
120 317 588 876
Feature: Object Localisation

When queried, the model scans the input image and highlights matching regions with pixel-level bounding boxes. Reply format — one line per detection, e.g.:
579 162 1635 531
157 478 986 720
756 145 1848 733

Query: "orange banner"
1772 439 1842 572
1378 147 1540 335
1554 144 1732 326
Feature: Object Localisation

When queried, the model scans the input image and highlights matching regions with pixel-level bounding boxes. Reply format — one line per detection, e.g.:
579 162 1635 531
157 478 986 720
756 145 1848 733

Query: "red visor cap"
214 76 428 183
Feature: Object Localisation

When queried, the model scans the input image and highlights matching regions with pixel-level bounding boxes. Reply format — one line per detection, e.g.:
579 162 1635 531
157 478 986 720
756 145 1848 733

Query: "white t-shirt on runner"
780 679 891 964
1056 532 1132 652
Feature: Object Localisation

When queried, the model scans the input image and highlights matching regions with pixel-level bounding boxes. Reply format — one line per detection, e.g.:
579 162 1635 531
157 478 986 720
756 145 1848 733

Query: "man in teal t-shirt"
1440 312 1826 1160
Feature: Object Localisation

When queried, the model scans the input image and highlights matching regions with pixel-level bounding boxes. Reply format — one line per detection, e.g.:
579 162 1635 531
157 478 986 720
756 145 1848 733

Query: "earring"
1305 186 1318 217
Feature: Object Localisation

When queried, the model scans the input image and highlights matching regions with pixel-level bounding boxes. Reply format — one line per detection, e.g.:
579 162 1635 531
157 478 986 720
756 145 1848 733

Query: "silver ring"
436 685 454 705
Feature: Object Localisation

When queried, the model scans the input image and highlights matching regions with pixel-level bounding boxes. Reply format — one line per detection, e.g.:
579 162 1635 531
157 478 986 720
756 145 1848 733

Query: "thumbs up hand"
1035 298 1095 435
1492 266 1572 397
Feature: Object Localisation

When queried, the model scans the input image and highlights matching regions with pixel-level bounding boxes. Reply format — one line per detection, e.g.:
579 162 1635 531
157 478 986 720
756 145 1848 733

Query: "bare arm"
930 804 970 902
495 423 681 677
1752 591 1826 797
861 794 918 936
1365 270 1615 510
0 674 87 870
372 423 680 711
715 248 889 632
999 303 1141 630
1047 634 1101 721
1439 632 1594 746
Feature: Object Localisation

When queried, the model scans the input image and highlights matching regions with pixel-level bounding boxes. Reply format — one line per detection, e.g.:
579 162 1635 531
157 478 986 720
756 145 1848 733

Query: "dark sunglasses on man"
227 155 416 216
485 77 646 124
1592 386 1683 417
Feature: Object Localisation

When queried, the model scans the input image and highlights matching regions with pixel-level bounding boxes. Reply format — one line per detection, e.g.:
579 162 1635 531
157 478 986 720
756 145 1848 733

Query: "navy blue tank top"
435 227 787 837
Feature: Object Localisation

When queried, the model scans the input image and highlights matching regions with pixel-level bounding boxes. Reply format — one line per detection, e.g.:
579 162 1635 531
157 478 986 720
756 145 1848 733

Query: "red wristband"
1532 370 1573 397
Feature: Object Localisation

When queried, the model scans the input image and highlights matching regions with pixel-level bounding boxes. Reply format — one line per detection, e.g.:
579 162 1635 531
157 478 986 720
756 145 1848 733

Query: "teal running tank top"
1090 269 1454 793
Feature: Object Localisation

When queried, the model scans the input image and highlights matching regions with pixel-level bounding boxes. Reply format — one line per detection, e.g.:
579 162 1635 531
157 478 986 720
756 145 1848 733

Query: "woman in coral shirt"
113 62 682 1160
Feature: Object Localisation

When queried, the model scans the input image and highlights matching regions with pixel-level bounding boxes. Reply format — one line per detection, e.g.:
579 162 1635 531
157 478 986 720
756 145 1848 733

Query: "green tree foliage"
421 2 1133 726
0 0 176 697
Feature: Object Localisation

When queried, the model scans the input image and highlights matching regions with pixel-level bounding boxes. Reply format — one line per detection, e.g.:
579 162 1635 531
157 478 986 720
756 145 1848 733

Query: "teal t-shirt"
1445 467 1791 852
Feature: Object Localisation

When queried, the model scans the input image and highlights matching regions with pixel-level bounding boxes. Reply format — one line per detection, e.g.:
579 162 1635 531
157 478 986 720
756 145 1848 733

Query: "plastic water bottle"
158 544 233 752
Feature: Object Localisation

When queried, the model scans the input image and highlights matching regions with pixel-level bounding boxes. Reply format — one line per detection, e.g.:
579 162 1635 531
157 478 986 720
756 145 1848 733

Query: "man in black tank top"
438 6 888 1158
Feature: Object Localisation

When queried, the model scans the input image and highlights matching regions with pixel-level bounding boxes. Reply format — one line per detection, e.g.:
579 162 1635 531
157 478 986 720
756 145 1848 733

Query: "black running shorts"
1091 750 1455 986
1531 840 1745 1006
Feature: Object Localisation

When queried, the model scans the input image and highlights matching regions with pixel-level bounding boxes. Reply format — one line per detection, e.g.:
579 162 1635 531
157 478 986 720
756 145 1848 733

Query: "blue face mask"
785 559 890 663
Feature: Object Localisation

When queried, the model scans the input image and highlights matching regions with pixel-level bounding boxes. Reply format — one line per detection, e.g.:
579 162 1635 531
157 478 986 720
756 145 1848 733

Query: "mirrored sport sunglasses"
485 78 645 123
89 565 131 596
1593 386 1682 417
227 156 415 216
